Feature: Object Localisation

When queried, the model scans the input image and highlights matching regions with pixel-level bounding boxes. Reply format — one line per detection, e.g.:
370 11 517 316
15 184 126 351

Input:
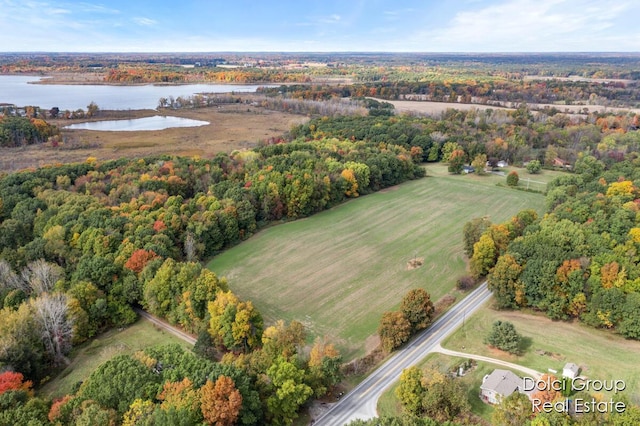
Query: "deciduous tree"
470 233 497 278
200 375 242 426
530 374 562 411
208 291 263 352
158 377 200 417
471 154 487 175
400 288 434 332
488 254 524 309
448 149 466 174
378 311 412 352
0 371 33 395
420 368 470 422
463 217 491 258
492 391 532 426
265 356 313 426
30 292 74 366
21 259 63 295
395 366 424 415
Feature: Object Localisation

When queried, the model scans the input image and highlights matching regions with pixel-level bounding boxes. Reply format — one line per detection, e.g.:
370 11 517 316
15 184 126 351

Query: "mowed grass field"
39 318 191 399
443 305 640 404
207 168 546 359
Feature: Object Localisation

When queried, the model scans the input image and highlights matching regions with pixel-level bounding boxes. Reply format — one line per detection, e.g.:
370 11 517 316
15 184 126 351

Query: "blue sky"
1 0 639 52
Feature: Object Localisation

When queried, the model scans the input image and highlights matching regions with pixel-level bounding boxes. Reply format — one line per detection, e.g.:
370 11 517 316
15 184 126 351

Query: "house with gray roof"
480 369 523 404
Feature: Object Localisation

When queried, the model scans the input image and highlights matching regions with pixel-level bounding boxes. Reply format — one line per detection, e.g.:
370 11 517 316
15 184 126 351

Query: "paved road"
433 345 542 378
135 307 197 345
313 283 492 426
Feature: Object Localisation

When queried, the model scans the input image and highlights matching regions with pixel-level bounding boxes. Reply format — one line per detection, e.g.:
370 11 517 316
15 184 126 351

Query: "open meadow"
443 305 640 404
207 167 547 360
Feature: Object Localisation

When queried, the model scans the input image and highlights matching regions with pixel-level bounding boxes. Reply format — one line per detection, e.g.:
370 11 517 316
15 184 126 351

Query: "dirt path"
433 344 542 378
135 308 197 345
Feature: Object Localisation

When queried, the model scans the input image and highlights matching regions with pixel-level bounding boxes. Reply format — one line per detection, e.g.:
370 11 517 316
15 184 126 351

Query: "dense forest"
467 155 640 340
262 77 640 109
0 116 59 147
290 106 640 168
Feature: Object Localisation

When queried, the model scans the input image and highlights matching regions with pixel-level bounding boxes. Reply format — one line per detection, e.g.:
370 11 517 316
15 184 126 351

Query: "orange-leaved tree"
200 375 242 426
0 371 33 396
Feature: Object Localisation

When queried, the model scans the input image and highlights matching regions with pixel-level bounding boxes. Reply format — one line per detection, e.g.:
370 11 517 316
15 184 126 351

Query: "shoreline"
1 72 282 87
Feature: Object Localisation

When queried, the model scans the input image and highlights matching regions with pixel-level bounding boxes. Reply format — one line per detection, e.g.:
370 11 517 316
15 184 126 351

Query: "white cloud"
48 8 71 15
133 17 157 27
77 3 121 14
318 14 342 24
406 0 640 51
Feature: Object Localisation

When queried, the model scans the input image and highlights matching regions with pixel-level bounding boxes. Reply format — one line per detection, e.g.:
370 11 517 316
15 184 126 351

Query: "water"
0 75 268 111
63 115 209 131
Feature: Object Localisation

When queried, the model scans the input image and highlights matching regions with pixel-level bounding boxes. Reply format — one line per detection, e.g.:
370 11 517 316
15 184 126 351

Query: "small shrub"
526 159 542 174
507 171 519 187
456 275 475 290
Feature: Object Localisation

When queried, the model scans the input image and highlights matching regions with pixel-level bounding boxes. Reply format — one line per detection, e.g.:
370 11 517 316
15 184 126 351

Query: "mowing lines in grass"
208 175 545 359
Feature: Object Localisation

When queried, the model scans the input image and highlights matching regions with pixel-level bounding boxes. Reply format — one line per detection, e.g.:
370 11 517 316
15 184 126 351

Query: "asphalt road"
313 283 492 426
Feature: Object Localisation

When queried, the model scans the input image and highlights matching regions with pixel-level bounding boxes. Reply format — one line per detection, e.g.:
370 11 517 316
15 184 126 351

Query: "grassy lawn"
427 162 569 193
377 353 499 423
39 317 192 399
443 305 640 404
207 166 546 360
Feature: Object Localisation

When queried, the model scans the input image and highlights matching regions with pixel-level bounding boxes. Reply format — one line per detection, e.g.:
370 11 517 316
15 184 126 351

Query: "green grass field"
443 305 640 404
207 166 547 359
39 318 192 399
427 162 569 193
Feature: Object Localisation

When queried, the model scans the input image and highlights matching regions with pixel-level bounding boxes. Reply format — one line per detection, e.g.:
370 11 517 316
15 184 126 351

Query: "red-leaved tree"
0 371 33 395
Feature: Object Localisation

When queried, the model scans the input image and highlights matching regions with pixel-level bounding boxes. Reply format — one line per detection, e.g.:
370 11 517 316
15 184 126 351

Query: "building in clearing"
480 369 523 404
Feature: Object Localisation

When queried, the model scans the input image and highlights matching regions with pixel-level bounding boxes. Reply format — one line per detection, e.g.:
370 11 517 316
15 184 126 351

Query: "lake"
63 115 209 131
0 75 268 111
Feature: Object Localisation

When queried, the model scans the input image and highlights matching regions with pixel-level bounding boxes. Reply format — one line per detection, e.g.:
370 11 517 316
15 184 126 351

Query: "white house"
563 363 580 379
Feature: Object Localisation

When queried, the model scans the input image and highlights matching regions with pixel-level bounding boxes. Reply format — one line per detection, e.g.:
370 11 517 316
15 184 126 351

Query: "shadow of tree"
519 336 533 355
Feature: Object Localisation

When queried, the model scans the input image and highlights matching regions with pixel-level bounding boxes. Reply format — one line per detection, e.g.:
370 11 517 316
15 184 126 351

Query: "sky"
1 0 639 52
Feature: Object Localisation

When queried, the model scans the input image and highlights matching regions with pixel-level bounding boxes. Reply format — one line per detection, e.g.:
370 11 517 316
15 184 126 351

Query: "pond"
0 75 269 111
63 115 209 131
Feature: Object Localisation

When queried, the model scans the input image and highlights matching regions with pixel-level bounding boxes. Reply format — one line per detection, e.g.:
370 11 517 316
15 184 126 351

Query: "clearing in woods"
207 167 547 360
443 304 640 404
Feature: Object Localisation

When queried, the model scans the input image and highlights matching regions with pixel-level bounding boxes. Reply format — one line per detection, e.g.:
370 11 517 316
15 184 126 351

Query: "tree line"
466 155 640 340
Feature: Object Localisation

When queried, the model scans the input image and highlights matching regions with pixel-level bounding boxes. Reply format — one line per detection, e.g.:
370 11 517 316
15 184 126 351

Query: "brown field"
381 99 515 115
380 98 640 117
0 104 308 172
523 75 636 85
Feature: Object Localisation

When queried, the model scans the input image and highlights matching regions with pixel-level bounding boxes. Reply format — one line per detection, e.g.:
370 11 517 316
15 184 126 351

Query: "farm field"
382 98 640 117
0 103 308 172
207 168 546 360
442 305 640 404
38 317 192 399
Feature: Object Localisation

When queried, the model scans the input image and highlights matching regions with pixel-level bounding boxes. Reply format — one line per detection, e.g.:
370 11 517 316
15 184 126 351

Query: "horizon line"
2 51 640 55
